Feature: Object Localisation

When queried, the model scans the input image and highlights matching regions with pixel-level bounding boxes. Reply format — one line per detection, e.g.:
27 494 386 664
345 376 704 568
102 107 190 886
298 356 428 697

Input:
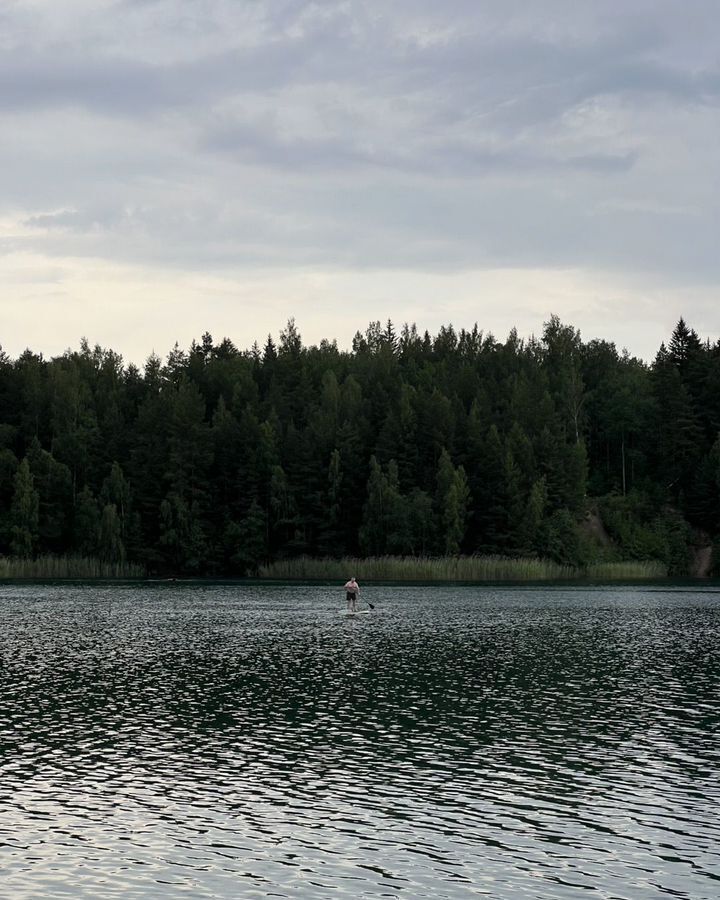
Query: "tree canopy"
0 316 716 575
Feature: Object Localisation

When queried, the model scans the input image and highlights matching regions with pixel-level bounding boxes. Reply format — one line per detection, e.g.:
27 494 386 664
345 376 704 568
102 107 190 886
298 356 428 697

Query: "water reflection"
1 584 719 898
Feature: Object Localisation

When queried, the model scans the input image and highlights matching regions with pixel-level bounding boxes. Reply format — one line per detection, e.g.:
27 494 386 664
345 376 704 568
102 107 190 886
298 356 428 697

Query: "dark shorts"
346 591 357 603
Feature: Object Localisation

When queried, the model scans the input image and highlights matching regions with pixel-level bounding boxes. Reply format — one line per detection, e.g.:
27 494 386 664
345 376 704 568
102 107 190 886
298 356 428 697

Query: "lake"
1 583 718 898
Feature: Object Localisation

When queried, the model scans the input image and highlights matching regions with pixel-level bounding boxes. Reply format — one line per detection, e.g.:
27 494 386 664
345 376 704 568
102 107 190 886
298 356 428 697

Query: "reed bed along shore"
583 561 667 579
0 555 145 579
259 555 668 582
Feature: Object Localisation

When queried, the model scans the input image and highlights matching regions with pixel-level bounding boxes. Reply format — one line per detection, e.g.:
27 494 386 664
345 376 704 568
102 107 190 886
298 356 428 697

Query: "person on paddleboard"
344 577 360 612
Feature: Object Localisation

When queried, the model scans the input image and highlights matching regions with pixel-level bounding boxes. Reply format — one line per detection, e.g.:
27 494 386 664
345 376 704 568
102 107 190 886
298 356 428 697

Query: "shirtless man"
343 577 360 612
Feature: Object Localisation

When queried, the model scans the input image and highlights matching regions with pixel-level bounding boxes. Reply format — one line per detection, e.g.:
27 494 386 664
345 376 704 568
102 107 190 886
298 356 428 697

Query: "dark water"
1 583 719 899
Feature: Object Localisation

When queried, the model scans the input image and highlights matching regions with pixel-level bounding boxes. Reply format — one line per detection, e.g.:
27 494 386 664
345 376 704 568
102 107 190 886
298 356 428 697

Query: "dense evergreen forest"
1 316 718 576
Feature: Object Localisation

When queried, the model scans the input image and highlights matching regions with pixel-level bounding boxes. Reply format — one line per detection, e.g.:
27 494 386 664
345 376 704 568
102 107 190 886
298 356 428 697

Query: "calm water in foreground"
0 583 719 899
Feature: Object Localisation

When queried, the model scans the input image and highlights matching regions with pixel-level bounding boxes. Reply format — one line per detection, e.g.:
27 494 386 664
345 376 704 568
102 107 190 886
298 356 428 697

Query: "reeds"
0 555 145 579
259 555 668 582
583 560 667 579
261 554 586 581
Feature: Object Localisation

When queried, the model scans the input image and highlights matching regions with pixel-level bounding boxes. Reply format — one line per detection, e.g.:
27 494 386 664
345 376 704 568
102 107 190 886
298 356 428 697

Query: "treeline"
0 316 718 575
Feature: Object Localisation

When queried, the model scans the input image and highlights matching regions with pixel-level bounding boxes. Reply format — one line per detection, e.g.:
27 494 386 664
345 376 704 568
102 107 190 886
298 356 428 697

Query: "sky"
1 0 719 364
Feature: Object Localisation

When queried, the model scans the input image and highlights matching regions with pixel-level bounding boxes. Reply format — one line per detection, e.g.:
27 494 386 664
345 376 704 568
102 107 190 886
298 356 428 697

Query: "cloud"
23 208 105 231
0 0 719 358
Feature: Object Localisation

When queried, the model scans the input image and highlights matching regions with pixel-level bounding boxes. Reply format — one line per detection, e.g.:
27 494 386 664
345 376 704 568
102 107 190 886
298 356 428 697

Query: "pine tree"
165 379 213 565
10 458 39 557
101 462 132 540
519 477 548 556
269 464 298 553
74 486 100 556
0 448 19 551
542 315 585 443
98 503 125 563
159 492 206 573
668 318 702 373
407 489 433 555
225 501 267 574
360 457 386 555
435 449 470 554
652 358 704 505
384 459 410 554
359 457 409 555
318 449 344 556
27 439 72 551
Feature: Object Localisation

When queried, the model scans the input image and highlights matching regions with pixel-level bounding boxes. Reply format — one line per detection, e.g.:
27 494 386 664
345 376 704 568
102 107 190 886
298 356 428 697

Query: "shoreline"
4 554 717 584
258 554 669 582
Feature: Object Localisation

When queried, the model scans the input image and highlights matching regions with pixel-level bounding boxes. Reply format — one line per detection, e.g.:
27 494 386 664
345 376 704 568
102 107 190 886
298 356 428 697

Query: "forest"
0 316 718 577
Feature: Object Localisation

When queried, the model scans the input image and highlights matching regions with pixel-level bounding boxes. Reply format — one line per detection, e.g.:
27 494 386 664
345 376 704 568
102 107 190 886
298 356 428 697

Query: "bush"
597 493 692 575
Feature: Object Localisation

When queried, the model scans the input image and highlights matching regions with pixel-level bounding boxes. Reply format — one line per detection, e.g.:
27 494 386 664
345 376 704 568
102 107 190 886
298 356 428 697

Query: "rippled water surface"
1 583 719 898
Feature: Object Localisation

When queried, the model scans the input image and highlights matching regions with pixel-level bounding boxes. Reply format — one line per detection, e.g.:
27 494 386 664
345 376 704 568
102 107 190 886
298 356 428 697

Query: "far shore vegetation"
0 553 668 583
0 316 717 580
260 555 667 582
0 555 144 580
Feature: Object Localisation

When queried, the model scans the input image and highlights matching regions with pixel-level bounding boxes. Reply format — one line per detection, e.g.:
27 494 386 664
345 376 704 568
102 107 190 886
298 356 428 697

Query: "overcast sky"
1 0 718 363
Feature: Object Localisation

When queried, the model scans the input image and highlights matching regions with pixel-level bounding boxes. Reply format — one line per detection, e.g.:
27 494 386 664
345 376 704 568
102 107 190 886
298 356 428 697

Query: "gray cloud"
1 0 719 306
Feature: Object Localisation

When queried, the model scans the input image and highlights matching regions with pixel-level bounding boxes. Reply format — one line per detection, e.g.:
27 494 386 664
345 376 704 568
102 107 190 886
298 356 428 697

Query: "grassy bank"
0 555 145 579
259 555 667 582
